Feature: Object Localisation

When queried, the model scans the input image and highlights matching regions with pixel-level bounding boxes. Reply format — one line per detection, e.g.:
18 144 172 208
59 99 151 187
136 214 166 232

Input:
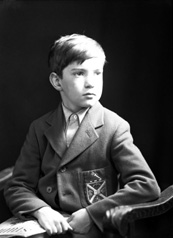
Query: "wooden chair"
103 185 173 238
0 167 14 223
0 167 14 191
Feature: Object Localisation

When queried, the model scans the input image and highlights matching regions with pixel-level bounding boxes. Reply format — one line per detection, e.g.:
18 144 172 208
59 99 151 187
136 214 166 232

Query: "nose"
84 74 94 88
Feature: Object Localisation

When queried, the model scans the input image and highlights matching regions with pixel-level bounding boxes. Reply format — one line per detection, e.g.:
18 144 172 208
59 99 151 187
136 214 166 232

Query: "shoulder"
92 101 130 131
101 106 133 145
34 109 56 123
102 106 130 129
29 107 59 133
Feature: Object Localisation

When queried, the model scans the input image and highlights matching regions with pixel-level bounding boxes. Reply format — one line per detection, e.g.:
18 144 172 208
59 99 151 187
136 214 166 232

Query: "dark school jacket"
4 101 160 233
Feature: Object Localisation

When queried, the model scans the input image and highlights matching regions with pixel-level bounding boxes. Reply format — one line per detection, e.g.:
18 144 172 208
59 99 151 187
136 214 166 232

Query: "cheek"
73 79 85 90
97 78 103 90
98 81 103 98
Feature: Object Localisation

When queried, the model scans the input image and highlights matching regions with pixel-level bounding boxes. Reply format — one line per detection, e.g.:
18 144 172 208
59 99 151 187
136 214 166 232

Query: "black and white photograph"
0 1 172 237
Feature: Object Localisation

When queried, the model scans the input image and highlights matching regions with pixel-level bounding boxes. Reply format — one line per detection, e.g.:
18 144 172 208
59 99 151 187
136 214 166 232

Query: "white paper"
0 217 46 237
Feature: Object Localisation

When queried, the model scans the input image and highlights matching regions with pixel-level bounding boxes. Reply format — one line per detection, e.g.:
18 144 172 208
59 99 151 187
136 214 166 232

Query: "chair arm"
103 185 173 237
0 167 14 191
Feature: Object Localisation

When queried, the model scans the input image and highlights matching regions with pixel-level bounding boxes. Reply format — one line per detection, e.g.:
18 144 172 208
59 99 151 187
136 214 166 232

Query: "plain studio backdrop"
0 0 172 218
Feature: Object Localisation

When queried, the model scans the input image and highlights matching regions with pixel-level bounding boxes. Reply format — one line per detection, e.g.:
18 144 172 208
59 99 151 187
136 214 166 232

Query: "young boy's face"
59 57 104 112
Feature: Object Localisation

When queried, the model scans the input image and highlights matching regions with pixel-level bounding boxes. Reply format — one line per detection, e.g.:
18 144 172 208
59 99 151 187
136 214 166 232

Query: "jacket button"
46 186 52 193
60 167 67 173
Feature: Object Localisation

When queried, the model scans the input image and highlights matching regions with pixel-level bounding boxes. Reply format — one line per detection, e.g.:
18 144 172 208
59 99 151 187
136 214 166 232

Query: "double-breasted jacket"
4 101 160 235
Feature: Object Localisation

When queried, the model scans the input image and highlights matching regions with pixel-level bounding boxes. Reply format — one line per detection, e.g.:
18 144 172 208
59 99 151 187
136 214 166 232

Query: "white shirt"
62 104 89 147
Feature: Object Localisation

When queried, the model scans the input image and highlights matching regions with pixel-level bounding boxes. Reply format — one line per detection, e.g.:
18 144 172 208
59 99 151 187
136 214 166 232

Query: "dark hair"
48 34 106 77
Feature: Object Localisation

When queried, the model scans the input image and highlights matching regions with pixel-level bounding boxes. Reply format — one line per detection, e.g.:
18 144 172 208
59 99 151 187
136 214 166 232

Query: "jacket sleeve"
86 119 161 231
4 122 50 219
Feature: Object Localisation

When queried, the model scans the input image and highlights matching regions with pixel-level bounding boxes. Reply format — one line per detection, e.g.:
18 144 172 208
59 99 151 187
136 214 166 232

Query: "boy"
4 34 160 238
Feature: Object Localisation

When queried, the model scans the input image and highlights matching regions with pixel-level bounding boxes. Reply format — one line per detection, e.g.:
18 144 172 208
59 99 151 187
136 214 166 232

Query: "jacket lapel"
44 105 67 158
44 102 104 164
60 102 104 167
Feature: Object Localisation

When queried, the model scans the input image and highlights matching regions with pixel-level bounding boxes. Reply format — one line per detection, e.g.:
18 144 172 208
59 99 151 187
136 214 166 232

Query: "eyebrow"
71 68 86 71
70 68 102 72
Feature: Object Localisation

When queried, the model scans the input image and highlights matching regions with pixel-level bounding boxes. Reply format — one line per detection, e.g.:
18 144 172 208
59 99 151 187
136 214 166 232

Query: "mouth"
83 93 96 96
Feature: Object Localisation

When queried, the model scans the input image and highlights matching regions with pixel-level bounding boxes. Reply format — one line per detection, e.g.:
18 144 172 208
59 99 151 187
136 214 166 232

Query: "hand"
67 208 93 234
32 207 73 235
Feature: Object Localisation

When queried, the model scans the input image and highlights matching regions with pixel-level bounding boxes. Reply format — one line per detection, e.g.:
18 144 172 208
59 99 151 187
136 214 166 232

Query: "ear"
49 72 62 91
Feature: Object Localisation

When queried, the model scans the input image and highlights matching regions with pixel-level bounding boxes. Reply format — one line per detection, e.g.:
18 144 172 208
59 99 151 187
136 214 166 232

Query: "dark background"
0 0 172 195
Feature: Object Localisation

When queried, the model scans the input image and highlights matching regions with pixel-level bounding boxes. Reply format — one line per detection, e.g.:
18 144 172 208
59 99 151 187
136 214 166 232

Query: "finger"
67 215 73 222
68 224 73 231
55 223 63 234
40 220 58 236
50 225 58 235
61 221 73 233
45 225 53 236
38 220 52 236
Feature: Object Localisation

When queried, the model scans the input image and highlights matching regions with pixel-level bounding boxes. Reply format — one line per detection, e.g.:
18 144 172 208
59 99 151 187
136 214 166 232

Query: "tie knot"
69 113 78 122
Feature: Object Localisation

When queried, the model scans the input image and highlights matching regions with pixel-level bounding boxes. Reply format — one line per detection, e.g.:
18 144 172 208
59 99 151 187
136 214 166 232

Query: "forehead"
66 58 105 71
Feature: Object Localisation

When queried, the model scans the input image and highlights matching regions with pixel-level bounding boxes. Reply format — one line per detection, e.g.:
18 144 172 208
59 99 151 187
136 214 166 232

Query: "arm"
86 119 160 231
4 122 71 235
67 208 93 234
4 122 48 216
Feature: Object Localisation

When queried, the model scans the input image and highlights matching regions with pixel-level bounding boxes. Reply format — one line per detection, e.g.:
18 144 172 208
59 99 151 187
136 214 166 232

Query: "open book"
0 216 46 237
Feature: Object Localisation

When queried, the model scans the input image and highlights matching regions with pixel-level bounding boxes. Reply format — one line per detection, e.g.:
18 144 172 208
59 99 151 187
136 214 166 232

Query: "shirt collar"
62 103 89 125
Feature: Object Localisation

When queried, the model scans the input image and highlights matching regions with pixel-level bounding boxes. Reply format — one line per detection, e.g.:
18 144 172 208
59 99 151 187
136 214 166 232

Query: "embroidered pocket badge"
83 169 107 204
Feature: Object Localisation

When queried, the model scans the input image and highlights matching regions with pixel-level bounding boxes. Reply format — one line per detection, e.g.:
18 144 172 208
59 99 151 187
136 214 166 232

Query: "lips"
83 92 96 96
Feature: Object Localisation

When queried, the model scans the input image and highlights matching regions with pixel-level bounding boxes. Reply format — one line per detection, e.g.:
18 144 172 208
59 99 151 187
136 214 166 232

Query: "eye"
95 71 102 76
73 71 85 76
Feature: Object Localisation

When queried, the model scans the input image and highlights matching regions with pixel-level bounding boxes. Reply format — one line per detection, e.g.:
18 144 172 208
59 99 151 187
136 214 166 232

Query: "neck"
62 102 82 113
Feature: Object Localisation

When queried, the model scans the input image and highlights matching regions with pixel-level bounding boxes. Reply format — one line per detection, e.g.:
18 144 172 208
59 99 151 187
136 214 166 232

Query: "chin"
83 101 97 108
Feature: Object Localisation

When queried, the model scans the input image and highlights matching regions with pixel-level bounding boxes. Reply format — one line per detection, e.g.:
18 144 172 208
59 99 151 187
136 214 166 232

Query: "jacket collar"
44 101 104 165
44 105 67 158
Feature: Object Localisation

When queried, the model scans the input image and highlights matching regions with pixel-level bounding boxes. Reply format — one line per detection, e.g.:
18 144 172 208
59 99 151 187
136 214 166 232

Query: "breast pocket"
79 168 107 206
